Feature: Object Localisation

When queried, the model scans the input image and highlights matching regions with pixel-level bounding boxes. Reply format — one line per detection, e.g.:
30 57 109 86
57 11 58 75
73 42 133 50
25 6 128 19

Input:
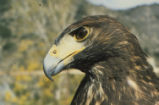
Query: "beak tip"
47 75 54 81
43 65 54 81
43 54 65 81
44 70 54 81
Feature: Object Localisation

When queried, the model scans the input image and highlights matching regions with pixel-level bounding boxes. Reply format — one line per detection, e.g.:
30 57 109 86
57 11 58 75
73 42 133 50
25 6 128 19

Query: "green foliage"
154 52 159 60
20 33 38 40
0 24 12 39
74 0 87 20
2 42 16 52
0 0 11 13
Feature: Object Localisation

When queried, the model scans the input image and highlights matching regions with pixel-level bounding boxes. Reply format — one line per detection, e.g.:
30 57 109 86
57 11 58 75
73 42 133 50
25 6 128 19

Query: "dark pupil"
75 27 87 39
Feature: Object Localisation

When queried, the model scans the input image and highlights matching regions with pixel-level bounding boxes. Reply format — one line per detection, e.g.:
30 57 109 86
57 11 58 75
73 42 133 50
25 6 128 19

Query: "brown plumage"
43 15 159 105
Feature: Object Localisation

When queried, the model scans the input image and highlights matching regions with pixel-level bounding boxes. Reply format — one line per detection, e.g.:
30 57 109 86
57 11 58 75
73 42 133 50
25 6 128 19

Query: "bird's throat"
71 56 159 105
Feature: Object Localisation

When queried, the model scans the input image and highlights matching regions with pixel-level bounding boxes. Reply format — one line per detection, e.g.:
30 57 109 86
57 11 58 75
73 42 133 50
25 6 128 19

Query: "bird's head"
43 15 144 80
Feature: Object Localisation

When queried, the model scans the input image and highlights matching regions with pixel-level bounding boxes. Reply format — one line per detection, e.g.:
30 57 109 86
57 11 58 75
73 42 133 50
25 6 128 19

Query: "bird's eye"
70 27 89 42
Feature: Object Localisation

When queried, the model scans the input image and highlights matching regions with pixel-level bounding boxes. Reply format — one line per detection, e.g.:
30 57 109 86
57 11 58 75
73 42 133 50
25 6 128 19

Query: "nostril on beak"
53 50 57 54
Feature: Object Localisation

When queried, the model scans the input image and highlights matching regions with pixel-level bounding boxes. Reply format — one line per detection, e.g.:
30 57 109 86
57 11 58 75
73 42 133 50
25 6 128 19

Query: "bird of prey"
43 15 159 105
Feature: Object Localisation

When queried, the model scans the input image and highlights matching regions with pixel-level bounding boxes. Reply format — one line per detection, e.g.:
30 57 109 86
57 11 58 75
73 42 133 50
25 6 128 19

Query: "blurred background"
0 0 159 105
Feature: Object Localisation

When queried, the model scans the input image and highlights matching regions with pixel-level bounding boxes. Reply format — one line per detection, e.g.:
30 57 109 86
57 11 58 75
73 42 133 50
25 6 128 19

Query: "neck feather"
71 56 159 105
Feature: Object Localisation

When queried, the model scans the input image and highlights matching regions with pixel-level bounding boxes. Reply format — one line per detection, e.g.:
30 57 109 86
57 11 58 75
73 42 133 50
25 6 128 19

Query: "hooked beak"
43 54 65 81
43 35 85 81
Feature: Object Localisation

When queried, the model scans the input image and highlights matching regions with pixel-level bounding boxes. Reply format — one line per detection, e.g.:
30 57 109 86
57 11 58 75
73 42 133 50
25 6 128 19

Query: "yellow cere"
48 33 86 60
49 45 58 57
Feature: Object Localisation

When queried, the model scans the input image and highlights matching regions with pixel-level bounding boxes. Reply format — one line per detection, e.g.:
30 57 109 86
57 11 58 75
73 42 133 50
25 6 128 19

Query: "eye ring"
73 27 89 42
